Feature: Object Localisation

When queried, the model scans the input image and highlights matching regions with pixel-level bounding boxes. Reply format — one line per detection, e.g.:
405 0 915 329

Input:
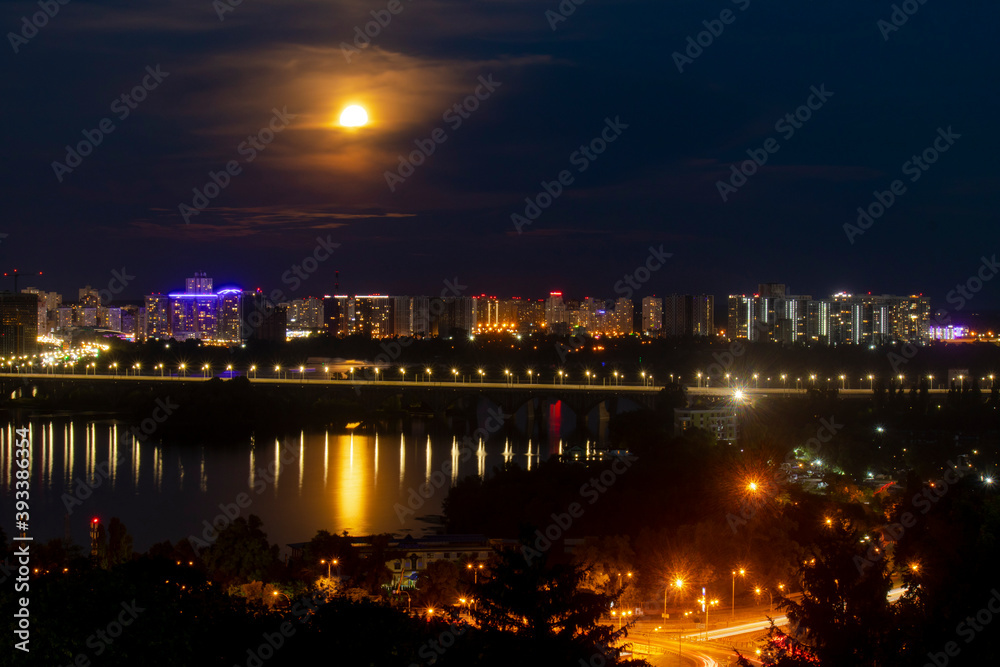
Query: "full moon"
339 105 368 127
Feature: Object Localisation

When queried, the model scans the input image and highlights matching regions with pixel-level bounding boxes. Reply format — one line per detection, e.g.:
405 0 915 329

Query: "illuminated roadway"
0 372 950 398
626 588 906 666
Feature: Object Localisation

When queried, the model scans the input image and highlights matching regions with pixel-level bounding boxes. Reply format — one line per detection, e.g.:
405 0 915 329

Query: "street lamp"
478 368 484 383
202 363 211 378
671 578 684 658
425 367 432 383
467 562 484 610
400 367 406 382
558 370 565 385
179 363 186 377
249 365 257 379
753 373 759 388
927 374 935 389
616 571 632 613
839 374 846 390
699 594 719 642
696 371 702 388
527 369 533 384
868 374 874 390
731 568 745 619
320 558 339 578
452 368 458 382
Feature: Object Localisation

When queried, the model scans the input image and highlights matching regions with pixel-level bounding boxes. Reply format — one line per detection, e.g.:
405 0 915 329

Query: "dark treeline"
0 516 649 667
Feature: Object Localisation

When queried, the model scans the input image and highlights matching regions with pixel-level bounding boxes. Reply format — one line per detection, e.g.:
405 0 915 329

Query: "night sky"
4 0 999 308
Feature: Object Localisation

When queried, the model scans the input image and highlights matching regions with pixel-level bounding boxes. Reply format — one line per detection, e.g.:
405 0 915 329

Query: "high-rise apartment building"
728 284 930 345
665 295 715 336
474 295 499 331
0 292 39 355
545 292 569 334
611 297 633 335
78 285 101 308
287 297 324 331
642 296 663 333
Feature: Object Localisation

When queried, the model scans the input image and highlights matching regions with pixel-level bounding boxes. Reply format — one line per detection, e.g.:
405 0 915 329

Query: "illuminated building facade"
665 295 715 337
674 407 739 443
144 276 261 342
0 292 39 355
217 289 243 342
287 297 324 332
78 285 100 308
352 296 396 338
545 292 569 334
474 295 500 331
642 296 662 333
728 285 930 345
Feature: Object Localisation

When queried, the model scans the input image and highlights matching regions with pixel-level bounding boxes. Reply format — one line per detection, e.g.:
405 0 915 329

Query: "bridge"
0 372 909 428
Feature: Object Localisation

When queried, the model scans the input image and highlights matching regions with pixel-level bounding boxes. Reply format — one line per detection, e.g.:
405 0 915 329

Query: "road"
0 371 949 398
626 588 906 665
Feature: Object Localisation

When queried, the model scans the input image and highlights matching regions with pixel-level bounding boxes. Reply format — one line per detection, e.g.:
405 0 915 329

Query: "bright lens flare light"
339 105 368 127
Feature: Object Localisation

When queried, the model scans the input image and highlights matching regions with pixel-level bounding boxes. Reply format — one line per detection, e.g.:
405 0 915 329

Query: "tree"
737 622 821 666
572 535 635 598
472 545 649 666
108 517 134 566
201 514 278 585
354 533 400 597
740 521 897 666
415 559 462 611
302 529 355 580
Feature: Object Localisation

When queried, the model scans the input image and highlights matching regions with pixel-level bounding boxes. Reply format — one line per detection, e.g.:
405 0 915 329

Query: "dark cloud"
3 0 1000 306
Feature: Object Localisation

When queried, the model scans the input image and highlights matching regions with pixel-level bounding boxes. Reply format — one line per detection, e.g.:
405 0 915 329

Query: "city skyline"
9 271 977 355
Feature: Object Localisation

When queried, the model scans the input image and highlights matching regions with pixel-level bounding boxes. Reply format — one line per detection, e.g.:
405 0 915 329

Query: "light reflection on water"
0 419 605 551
